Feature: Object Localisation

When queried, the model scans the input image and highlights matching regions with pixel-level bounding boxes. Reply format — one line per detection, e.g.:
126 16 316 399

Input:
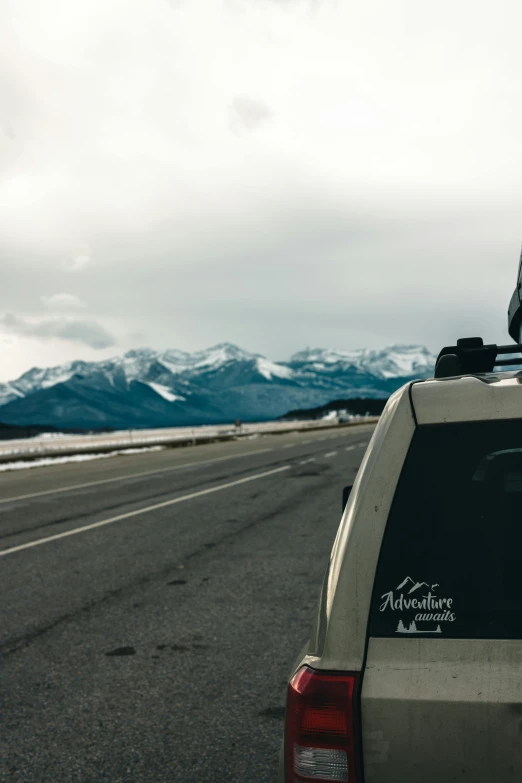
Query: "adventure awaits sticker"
379 576 456 634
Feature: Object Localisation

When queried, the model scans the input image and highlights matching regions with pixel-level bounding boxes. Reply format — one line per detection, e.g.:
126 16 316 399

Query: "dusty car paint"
279 370 522 781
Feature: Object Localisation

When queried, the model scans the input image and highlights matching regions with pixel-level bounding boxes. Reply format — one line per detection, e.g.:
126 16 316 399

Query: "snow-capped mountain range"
0 343 436 429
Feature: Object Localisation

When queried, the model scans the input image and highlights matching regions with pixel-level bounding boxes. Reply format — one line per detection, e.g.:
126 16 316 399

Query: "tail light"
285 666 361 782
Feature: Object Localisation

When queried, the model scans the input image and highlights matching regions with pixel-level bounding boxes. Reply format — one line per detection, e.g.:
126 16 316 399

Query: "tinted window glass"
370 420 522 639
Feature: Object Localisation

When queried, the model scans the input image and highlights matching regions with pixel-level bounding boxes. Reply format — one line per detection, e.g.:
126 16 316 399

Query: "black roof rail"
435 337 522 379
508 243 522 342
435 246 522 378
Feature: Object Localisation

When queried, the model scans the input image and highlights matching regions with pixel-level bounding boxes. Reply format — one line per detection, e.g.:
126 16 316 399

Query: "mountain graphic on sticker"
396 576 433 594
397 620 442 634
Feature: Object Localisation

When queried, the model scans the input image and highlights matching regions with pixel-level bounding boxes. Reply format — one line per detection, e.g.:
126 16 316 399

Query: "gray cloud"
41 293 87 310
1 314 116 350
0 0 522 380
62 254 91 272
229 96 273 134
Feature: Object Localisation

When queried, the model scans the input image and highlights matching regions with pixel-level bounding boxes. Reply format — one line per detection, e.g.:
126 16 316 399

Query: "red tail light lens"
285 666 361 782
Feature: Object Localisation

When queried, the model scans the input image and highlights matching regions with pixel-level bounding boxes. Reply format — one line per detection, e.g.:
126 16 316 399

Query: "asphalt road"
0 423 375 783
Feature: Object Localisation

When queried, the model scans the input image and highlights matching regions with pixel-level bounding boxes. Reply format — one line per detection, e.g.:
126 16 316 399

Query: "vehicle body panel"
280 370 522 782
278 384 415 780
413 372 522 424
305 383 415 673
362 637 522 782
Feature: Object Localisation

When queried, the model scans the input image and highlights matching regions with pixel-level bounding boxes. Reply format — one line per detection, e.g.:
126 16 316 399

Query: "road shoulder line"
0 465 291 557
0 448 273 505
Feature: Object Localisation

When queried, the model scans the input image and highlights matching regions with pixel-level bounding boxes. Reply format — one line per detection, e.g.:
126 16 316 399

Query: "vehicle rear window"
370 420 522 639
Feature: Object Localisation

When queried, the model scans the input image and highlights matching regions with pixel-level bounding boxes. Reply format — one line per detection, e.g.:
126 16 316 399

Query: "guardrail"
0 417 379 465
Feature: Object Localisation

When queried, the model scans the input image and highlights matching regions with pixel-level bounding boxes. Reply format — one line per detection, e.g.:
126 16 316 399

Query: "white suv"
278 338 522 782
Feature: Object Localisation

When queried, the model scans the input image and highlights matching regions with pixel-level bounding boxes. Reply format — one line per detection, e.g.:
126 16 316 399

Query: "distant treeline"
279 397 388 421
0 422 114 440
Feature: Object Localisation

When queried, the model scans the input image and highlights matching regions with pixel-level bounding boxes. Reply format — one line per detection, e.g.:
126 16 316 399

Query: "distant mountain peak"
288 343 436 379
123 348 159 359
207 341 250 352
0 342 436 427
195 342 258 361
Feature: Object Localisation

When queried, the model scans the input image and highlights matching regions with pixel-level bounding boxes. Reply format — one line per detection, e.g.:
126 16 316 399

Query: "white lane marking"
283 443 294 448
0 465 291 557
0 448 273 505
346 445 356 451
299 458 316 465
302 440 311 445
324 451 338 458
358 443 367 448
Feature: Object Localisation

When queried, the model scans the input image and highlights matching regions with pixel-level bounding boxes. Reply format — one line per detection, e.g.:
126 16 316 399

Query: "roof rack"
508 244 522 342
435 337 522 379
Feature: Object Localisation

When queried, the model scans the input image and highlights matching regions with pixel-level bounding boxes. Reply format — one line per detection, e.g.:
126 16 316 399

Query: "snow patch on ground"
0 446 165 472
256 358 294 380
5 384 24 398
158 357 190 375
39 370 75 389
31 431 77 440
147 382 185 402
321 410 339 420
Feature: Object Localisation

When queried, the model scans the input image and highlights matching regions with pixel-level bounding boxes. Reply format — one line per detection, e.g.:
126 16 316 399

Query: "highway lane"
0 423 375 783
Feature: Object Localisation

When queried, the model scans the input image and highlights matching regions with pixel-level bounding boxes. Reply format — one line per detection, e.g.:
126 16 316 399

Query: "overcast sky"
1 0 522 381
